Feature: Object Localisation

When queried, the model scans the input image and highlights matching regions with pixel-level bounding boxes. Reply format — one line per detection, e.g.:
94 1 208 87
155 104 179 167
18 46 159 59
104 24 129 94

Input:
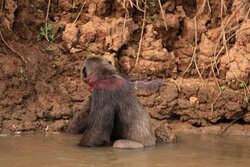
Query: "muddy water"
0 133 249 167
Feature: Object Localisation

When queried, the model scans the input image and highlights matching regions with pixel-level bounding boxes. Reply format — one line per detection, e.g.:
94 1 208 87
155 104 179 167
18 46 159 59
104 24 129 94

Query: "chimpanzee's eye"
107 60 112 65
82 67 87 78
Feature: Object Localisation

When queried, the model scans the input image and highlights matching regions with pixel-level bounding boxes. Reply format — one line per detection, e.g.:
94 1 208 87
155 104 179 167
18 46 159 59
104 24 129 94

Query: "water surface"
0 133 249 167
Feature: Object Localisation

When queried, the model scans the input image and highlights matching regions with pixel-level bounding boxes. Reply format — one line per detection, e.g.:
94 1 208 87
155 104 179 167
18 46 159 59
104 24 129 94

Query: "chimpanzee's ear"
82 67 87 78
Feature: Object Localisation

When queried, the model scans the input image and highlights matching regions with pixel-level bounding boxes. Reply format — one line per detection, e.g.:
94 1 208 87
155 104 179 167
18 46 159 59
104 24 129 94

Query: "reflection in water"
0 133 249 167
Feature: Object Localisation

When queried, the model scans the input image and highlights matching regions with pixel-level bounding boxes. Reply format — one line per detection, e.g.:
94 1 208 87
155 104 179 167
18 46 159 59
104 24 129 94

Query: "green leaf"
235 90 239 95
37 9 43 13
43 45 53 51
30 4 34 8
47 24 53 31
149 2 156 7
72 3 76 9
37 35 41 41
40 26 45 32
40 31 46 36
227 81 231 86
48 34 55 42
195 53 198 57
156 96 161 100
220 85 226 90
184 44 189 48
185 69 190 73
151 15 158 20
20 67 24 74
24 74 28 81
239 83 244 88
232 79 236 83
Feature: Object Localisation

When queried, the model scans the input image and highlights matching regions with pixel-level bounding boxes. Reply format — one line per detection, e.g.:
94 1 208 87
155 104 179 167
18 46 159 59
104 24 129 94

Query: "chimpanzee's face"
80 57 115 84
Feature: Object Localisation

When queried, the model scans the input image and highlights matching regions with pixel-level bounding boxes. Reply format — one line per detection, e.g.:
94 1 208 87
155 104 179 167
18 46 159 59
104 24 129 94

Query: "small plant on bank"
38 24 55 43
184 44 189 48
48 33 55 42
43 45 53 52
151 14 158 20
220 85 226 90
72 2 76 9
227 81 231 86
155 96 161 100
37 35 41 41
149 1 156 7
19 67 28 81
37 9 43 13
185 69 190 73
232 79 236 83
20 67 24 74
235 90 239 95
239 83 244 88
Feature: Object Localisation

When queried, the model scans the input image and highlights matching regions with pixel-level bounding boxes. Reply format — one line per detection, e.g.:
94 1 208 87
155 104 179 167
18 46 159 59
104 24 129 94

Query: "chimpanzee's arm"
66 97 91 134
79 89 115 147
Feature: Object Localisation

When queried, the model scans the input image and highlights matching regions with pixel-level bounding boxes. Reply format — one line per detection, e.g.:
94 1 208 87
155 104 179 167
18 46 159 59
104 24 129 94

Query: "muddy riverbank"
0 0 249 137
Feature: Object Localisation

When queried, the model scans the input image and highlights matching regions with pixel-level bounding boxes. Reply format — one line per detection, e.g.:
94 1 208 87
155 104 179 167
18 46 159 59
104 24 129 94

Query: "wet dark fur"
66 97 91 134
67 57 156 147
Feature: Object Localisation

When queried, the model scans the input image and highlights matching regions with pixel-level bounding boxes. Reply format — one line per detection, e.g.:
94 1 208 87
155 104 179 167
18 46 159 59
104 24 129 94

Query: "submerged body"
67 57 156 148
